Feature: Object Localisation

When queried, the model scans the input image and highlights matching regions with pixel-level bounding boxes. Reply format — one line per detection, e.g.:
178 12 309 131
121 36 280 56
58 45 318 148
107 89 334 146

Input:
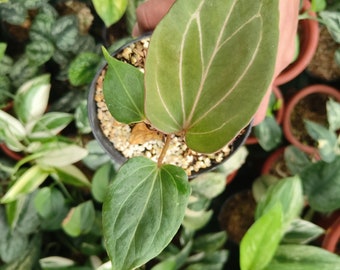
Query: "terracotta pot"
283 84 340 157
246 85 284 145
88 36 253 179
274 0 319 86
322 214 340 254
261 147 288 176
226 169 238 184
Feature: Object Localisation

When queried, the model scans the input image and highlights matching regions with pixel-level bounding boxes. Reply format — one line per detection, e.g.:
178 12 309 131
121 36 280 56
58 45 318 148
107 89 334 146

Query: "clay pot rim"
261 146 286 175
274 0 319 86
88 35 253 179
283 84 340 156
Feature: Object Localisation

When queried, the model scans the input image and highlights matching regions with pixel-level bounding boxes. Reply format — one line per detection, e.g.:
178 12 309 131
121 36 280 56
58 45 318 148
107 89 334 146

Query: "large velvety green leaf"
102 47 145 124
240 203 283 270
103 157 190 270
92 0 128 27
264 245 340 270
145 0 279 153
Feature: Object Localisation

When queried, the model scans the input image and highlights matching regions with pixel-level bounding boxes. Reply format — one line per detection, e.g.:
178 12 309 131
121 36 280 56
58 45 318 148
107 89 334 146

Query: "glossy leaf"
300 157 340 212
240 203 283 270
92 0 128 27
264 245 340 270
145 0 279 153
102 47 145 124
68 52 101 86
255 176 304 228
103 157 190 270
14 74 51 124
29 112 73 138
62 201 95 237
1 166 49 203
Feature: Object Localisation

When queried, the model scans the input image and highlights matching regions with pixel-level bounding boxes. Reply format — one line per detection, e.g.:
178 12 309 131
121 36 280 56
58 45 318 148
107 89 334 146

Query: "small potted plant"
88 0 280 268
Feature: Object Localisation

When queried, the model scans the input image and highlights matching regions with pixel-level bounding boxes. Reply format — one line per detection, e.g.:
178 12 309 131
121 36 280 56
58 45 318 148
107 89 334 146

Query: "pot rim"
283 84 340 156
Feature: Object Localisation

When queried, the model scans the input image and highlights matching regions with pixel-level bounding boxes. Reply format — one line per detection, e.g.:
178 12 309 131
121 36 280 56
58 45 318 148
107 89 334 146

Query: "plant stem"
157 134 171 167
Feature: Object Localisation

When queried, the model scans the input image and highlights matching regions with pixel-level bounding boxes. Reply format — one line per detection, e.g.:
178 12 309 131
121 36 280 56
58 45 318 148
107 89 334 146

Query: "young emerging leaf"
102 47 145 124
92 0 128 27
103 157 190 270
240 203 283 270
145 0 279 153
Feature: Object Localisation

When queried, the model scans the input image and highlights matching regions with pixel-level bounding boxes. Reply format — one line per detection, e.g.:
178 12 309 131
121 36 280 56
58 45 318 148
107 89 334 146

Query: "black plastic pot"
88 35 253 178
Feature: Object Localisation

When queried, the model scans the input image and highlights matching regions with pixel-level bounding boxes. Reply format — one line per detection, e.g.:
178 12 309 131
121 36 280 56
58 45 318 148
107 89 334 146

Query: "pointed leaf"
102 47 145 124
53 165 91 188
240 203 283 270
145 0 279 153
92 0 128 27
1 166 49 203
283 219 324 244
103 157 190 270
14 74 51 124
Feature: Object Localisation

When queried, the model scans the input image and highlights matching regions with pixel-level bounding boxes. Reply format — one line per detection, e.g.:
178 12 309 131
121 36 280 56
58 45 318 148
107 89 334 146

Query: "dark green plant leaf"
72 34 97 54
9 56 39 88
300 157 340 212
145 0 279 153
0 2 27 25
29 13 55 42
62 201 95 237
255 176 304 228
68 52 101 86
92 0 128 27
264 245 340 270
91 162 115 203
304 120 337 163
26 39 54 66
284 145 311 175
283 219 324 244
102 47 145 124
103 157 190 270
254 116 282 151
52 15 79 52
240 203 283 270
29 112 73 138
74 100 91 134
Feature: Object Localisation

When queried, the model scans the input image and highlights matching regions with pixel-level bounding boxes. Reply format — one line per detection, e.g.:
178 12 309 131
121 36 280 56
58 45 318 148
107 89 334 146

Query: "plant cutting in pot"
88 0 280 268
283 84 340 157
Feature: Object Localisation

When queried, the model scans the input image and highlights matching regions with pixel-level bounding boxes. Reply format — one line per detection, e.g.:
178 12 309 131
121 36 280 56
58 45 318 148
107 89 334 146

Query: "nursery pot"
322 214 340 254
261 147 291 178
88 36 253 179
283 84 340 157
274 0 319 86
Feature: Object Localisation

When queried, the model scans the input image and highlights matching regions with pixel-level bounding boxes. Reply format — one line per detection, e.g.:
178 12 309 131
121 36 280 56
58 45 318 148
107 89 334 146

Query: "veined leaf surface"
103 157 190 270
145 0 279 153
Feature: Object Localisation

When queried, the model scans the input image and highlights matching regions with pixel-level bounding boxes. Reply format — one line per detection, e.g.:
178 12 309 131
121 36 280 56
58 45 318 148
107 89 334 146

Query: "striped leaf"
145 0 279 153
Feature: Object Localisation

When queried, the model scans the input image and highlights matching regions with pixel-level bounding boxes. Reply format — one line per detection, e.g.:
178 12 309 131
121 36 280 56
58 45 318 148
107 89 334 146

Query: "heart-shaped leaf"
145 0 279 153
103 157 190 270
92 0 128 27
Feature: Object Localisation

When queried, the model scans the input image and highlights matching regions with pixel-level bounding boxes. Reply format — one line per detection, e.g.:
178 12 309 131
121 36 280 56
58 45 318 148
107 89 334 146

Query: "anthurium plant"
97 0 280 269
